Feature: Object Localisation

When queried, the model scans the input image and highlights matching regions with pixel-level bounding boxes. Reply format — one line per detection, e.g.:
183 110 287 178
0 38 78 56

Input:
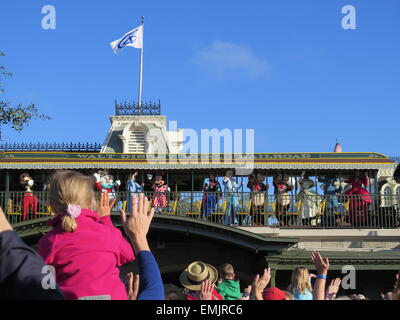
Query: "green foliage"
0 51 50 134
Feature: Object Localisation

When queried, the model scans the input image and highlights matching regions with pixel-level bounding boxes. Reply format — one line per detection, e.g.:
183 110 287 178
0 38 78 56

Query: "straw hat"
179 261 218 291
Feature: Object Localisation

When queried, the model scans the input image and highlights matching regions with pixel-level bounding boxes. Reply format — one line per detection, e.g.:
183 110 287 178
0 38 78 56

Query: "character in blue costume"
318 175 342 225
126 172 144 211
222 170 242 226
201 173 221 217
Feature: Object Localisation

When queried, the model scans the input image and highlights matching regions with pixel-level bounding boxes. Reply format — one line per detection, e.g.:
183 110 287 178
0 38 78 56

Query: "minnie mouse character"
93 170 121 199
19 173 38 220
151 174 170 213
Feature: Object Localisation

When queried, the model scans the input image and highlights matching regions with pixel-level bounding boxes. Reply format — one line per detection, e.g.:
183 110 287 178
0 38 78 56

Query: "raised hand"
119 194 154 253
93 172 101 183
327 278 341 294
311 251 330 275
239 285 251 300
96 191 116 217
126 272 139 300
251 268 271 300
200 279 214 300
0 206 12 233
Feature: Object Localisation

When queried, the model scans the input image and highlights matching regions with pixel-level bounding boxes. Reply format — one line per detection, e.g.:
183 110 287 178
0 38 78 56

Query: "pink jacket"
38 209 135 300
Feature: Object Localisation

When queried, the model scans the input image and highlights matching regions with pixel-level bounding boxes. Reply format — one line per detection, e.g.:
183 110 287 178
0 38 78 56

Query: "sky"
0 0 399 155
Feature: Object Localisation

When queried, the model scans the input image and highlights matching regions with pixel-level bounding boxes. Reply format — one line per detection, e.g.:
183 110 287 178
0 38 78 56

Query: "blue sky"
0 0 399 155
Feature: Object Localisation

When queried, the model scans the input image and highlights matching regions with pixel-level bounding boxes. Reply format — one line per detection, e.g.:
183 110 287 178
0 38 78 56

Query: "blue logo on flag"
118 31 137 49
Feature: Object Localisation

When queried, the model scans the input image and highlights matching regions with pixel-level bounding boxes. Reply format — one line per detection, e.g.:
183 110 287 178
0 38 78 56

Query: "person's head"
354 170 361 177
219 263 235 280
209 173 215 180
128 171 139 181
164 284 186 300
19 172 31 183
262 287 295 300
226 170 234 178
289 266 312 295
179 261 218 292
49 170 95 232
381 287 394 300
257 173 265 183
155 175 163 184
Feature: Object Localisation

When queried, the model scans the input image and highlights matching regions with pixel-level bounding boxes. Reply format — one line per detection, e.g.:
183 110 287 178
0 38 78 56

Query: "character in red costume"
19 173 38 220
344 170 372 225
151 174 170 214
93 170 121 199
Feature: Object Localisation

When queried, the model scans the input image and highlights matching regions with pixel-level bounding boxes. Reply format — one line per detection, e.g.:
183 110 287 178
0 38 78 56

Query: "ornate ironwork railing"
115 100 161 116
2 191 399 229
0 142 102 152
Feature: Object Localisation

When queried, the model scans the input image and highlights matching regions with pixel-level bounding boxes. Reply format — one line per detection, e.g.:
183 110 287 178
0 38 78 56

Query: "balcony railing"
0 142 102 152
1 191 399 229
115 101 161 116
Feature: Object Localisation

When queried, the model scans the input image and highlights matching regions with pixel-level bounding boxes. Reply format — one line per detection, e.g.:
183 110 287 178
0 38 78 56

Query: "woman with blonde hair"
287 266 313 300
38 170 135 300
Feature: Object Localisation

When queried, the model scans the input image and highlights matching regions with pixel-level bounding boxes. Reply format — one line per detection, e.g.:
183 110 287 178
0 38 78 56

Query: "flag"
110 25 143 54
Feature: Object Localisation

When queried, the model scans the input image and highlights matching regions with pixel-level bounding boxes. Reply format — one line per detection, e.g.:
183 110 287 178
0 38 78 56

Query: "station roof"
0 151 396 171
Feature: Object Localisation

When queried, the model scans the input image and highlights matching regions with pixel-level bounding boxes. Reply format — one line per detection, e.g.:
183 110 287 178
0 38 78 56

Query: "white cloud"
192 40 268 80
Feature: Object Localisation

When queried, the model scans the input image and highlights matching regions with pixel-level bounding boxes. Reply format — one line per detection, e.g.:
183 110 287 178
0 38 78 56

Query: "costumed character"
222 170 242 226
273 173 294 226
19 173 38 220
296 171 321 226
93 170 121 200
318 174 342 226
201 173 221 218
151 174 170 214
247 173 268 225
126 171 144 211
344 170 372 225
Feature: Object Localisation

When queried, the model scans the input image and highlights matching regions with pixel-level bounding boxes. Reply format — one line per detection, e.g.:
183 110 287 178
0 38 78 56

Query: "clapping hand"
251 268 271 300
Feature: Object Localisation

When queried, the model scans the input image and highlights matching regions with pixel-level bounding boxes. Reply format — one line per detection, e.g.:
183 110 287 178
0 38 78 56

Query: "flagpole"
138 16 144 113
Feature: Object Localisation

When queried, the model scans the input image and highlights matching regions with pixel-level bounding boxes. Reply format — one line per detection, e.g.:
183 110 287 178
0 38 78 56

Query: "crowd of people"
0 169 399 300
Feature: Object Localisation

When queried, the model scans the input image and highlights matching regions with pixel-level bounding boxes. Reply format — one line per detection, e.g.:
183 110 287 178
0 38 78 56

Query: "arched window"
382 185 393 207
127 127 146 153
395 185 400 208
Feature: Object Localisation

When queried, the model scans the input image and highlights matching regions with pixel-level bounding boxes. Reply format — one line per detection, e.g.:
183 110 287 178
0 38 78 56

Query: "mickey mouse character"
273 173 294 226
19 173 38 220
